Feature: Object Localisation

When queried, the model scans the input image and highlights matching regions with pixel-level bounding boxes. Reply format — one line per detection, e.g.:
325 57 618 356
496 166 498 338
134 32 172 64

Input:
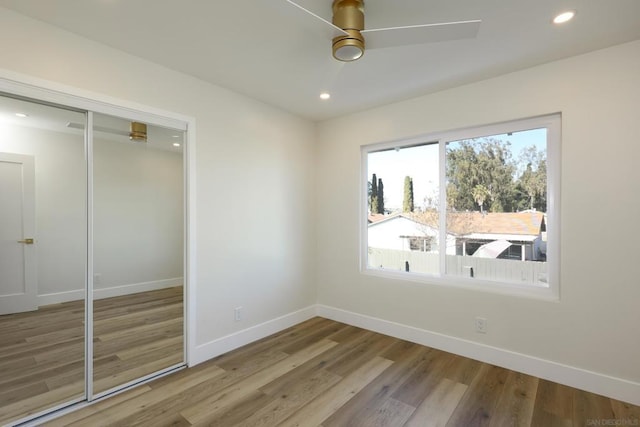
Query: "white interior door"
0 152 37 315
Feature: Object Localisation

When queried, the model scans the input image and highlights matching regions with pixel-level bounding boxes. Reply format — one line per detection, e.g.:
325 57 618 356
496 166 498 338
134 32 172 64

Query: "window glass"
445 129 548 285
367 143 440 274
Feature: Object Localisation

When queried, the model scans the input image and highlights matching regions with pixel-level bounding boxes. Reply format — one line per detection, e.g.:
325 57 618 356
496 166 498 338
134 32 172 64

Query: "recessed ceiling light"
320 92 331 100
553 10 575 24
172 135 180 138
172 142 181 147
15 113 28 118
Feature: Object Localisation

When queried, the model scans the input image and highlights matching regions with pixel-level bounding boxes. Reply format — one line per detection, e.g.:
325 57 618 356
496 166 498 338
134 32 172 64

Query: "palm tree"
472 184 490 213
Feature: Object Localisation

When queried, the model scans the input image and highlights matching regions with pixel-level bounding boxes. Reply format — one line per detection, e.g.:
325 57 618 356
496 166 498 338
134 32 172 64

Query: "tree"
370 173 379 214
446 138 516 212
446 183 459 211
377 178 385 214
403 176 414 213
472 184 490 213
446 139 548 213
369 174 385 214
517 146 547 211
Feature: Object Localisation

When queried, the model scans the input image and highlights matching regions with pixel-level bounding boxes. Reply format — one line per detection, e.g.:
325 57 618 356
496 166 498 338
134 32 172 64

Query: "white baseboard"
38 289 84 306
316 304 640 406
37 277 183 306
93 278 182 300
189 305 317 366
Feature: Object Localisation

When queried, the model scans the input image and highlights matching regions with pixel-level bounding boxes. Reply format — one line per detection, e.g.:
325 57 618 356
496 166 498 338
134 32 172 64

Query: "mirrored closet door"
91 113 185 396
0 92 187 425
0 95 87 425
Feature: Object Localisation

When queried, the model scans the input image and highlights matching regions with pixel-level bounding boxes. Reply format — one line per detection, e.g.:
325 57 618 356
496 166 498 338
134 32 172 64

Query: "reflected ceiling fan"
285 0 481 62
67 121 148 142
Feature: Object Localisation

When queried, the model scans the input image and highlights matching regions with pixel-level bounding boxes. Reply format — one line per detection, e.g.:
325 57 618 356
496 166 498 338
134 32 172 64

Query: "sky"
367 128 547 210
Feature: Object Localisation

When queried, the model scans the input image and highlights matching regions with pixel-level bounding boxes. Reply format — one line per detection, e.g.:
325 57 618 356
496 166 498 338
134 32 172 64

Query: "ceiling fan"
285 0 481 62
67 121 148 142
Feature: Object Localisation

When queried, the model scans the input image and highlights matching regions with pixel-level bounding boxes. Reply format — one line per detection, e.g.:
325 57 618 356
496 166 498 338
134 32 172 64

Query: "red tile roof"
446 211 544 236
368 213 390 224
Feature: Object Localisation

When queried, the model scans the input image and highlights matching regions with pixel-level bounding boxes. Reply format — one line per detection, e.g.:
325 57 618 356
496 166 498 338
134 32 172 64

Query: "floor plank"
321 342 427 426
404 378 468 427
276 356 394 426
238 368 341 426
446 364 510 426
488 371 538 427
181 339 338 424
530 379 574 427
350 397 415 427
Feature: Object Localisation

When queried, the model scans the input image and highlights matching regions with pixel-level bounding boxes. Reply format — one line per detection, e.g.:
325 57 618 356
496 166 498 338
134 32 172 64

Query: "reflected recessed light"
172 142 181 147
320 92 331 100
171 135 180 138
15 113 28 118
553 10 575 24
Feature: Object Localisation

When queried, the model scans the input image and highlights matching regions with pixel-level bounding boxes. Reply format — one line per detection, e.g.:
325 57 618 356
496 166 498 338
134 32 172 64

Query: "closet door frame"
0 73 195 422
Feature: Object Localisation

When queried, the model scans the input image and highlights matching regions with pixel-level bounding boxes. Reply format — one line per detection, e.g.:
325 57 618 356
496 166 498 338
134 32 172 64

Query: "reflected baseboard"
38 277 183 306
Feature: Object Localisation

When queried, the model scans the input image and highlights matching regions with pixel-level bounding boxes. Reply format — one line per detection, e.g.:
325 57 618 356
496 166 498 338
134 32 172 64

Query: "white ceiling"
1 0 640 121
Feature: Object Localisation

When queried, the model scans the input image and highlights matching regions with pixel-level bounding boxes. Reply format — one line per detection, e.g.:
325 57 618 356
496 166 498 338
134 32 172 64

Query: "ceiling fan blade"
284 0 348 39
362 20 481 50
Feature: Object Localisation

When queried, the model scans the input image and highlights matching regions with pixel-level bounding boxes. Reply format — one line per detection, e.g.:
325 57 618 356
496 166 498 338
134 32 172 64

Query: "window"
409 237 431 252
362 115 560 298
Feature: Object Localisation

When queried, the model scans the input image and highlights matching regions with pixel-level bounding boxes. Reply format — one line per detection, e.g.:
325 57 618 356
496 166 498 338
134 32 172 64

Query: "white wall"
93 135 183 292
316 39 640 398
0 8 317 357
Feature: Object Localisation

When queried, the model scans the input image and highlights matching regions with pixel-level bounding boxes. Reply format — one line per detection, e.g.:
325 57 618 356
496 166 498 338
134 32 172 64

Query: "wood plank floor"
0 286 183 426
93 286 184 394
44 317 639 427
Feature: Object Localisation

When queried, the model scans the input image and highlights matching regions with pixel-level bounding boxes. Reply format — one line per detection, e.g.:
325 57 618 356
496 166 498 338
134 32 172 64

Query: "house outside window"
362 114 560 299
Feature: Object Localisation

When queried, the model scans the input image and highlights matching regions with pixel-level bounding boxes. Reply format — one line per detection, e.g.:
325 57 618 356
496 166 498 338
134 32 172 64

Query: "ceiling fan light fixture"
129 121 147 142
332 31 365 61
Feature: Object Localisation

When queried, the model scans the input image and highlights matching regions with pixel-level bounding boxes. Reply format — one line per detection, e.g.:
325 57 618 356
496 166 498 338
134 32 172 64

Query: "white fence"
368 248 547 285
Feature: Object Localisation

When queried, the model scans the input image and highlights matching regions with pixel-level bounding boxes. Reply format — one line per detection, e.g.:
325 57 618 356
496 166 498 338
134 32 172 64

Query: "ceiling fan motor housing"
332 0 365 61
129 121 147 142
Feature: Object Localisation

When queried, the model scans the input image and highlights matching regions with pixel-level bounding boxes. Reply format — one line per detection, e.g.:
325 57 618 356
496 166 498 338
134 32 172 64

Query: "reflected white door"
0 152 37 315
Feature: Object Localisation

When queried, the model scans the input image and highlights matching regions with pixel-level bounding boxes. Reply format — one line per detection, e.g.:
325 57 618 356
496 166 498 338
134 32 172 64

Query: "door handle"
18 238 34 244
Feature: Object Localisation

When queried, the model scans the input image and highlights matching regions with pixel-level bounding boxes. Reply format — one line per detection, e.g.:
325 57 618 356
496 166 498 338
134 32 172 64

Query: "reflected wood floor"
0 286 183 425
45 317 639 427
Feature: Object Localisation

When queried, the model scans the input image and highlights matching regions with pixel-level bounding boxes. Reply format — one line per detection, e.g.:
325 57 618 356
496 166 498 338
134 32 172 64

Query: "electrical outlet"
234 307 243 322
475 317 487 334
93 273 101 285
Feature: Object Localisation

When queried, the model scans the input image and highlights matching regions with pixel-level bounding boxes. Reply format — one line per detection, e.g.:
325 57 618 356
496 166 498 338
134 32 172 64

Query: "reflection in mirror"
0 95 86 424
92 113 184 395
